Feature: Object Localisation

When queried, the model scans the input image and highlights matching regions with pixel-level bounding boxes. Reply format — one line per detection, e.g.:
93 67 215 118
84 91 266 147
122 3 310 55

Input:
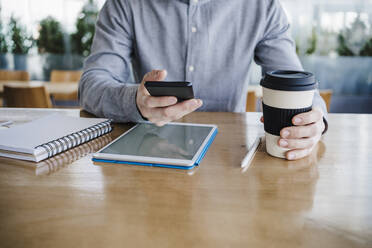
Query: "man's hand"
136 70 203 126
260 108 325 160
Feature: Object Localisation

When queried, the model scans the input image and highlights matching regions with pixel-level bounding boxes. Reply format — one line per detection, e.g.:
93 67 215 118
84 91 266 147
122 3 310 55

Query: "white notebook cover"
0 114 109 155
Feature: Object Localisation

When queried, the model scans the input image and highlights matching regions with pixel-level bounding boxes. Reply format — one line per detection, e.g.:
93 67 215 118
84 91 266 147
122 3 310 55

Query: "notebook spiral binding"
36 134 113 176
35 120 112 159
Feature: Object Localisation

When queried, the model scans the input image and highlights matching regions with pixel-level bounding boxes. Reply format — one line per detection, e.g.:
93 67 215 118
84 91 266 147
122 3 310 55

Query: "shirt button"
189 66 195 72
191 27 197 33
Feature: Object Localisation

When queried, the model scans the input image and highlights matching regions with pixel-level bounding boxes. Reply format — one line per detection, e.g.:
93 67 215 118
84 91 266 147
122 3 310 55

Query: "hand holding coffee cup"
260 70 325 160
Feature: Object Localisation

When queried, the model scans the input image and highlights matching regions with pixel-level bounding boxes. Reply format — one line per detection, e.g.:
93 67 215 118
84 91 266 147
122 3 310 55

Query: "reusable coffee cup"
260 70 317 158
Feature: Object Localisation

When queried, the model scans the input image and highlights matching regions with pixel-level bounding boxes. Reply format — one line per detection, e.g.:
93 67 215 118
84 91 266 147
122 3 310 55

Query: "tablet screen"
99 123 214 160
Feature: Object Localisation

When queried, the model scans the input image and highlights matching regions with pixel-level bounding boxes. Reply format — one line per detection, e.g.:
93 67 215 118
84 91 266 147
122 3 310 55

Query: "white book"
0 114 112 162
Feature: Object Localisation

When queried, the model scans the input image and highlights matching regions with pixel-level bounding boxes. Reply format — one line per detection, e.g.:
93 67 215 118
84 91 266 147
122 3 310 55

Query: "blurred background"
0 0 371 113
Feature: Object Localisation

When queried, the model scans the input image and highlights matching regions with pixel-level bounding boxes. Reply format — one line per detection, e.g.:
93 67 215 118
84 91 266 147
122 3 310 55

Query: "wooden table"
0 81 78 97
0 108 371 248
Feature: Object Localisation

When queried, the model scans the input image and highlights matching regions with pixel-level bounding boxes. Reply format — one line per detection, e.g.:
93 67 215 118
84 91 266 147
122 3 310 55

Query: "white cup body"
262 87 315 158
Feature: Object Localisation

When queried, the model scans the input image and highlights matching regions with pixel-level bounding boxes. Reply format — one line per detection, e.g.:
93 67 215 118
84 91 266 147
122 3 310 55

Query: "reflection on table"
0 134 112 176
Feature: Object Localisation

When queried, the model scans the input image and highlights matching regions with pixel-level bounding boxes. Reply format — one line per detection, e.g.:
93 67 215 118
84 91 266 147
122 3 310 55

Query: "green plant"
37 16 65 54
0 25 8 53
295 36 300 55
336 33 354 56
360 37 372 56
9 15 34 54
0 6 8 53
306 27 317 55
70 0 98 56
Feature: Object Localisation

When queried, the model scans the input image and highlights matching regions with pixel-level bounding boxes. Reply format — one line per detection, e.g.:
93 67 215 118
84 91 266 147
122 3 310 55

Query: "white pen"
0 121 13 127
241 137 262 169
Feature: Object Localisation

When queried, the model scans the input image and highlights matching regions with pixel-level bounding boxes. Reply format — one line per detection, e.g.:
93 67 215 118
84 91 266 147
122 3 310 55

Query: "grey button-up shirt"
79 0 327 122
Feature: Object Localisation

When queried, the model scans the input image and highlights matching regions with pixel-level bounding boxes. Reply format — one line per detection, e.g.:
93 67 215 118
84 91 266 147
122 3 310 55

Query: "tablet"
92 122 218 169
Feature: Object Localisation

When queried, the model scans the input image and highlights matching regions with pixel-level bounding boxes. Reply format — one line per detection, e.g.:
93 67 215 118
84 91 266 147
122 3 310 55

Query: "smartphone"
144 81 194 102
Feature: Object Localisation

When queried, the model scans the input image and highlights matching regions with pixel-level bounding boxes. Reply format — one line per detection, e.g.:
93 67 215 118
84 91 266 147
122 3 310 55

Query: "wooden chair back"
246 90 257 112
0 70 30 81
50 70 82 101
50 70 82 83
3 84 52 108
319 90 333 112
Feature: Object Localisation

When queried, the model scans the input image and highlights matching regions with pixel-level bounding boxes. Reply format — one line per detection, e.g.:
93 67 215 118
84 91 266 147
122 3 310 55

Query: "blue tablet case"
92 128 218 170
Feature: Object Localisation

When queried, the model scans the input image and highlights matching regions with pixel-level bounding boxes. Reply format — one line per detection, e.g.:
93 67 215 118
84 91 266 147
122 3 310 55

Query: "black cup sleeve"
262 103 312 136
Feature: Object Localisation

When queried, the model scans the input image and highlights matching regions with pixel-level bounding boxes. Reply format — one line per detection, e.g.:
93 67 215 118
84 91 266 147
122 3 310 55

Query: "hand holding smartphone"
137 70 202 127
144 81 194 102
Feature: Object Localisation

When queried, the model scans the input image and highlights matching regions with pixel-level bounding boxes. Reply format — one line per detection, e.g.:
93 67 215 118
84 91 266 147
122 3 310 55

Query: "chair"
0 70 30 81
3 84 52 108
319 90 333 112
246 90 257 112
50 70 82 101
50 70 82 83
0 70 30 107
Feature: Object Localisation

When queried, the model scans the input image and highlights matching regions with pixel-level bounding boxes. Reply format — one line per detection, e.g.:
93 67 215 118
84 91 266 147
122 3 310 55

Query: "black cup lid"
260 70 317 91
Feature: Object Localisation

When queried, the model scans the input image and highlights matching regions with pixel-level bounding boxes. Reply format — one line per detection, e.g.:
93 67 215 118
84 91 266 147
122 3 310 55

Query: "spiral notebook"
0 134 113 175
0 114 112 162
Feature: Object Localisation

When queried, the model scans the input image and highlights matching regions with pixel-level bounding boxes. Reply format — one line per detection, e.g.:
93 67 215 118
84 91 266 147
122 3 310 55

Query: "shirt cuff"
123 85 147 123
135 90 148 121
